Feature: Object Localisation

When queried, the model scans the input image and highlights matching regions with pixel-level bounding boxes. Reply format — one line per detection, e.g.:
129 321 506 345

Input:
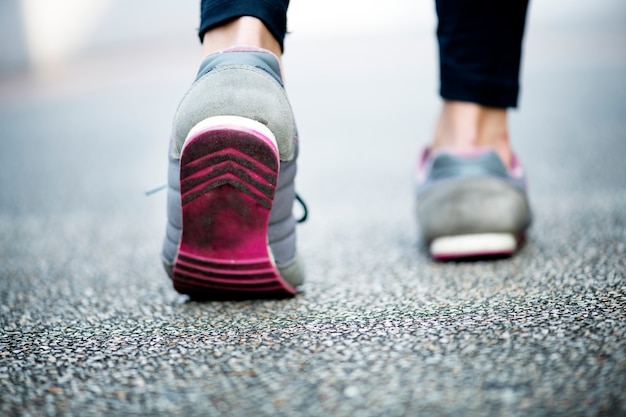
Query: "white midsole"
184 115 278 151
431 233 517 256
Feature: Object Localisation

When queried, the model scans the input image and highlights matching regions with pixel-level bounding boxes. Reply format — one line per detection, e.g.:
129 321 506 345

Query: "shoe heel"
172 116 297 299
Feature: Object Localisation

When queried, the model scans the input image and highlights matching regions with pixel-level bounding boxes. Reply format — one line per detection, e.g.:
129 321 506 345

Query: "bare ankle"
201 16 282 59
433 101 480 150
432 100 513 167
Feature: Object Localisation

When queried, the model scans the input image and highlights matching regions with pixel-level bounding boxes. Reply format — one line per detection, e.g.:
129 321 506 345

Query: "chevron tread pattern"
172 126 296 299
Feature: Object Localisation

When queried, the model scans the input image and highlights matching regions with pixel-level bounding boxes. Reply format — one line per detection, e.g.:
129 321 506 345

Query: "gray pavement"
1 3 626 417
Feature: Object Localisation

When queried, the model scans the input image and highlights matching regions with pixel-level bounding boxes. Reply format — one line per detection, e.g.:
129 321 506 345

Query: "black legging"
199 0 529 108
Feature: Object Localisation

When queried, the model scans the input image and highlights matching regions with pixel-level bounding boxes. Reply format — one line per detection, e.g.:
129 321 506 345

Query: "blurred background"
0 0 624 207
0 0 624 236
0 0 625 252
2 0 625 91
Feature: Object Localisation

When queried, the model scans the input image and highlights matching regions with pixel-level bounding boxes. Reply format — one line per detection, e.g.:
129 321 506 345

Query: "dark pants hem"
199 0 290 51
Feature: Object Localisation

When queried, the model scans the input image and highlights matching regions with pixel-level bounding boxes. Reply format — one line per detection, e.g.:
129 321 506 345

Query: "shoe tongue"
196 48 283 85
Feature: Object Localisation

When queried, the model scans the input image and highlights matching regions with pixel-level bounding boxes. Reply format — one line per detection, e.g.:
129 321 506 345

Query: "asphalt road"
1 5 625 417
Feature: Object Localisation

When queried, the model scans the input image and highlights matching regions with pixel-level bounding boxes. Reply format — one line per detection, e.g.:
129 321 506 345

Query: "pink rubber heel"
172 117 297 299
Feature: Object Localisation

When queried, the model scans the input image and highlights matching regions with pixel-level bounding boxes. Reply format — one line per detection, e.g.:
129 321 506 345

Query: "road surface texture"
1 1 625 416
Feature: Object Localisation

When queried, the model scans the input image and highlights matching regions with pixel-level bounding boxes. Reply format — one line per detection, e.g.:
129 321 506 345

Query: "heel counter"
171 65 296 162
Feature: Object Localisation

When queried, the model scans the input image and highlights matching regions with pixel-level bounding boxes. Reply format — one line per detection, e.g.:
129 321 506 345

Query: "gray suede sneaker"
416 148 531 260
161 47 305 299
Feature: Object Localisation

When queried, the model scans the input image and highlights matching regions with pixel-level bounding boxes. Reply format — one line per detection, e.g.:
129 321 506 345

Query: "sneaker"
416 148 531 260
161 47 305 299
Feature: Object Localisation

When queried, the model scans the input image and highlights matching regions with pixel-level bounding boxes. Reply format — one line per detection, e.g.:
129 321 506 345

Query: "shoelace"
145 184 308 223
294 193 308 223
144 184 167 196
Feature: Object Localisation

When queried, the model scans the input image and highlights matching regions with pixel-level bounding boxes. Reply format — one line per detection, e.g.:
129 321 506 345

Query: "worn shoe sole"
172 116 297 299
430 232 522 260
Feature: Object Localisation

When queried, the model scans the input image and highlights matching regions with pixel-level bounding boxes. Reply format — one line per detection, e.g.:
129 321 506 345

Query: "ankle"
432 101 513 167
201 16 282 60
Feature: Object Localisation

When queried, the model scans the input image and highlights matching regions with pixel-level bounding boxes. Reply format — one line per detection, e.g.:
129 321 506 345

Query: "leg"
416 0 532 259
161 0 304 299
433 102 512 168
433 0 529 167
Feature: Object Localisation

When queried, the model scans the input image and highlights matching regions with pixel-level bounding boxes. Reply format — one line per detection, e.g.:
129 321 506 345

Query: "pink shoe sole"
172 119 297 299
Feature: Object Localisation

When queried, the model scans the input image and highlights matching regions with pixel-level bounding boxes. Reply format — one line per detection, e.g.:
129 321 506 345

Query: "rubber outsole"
172 116 297 299
430 232 520 260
